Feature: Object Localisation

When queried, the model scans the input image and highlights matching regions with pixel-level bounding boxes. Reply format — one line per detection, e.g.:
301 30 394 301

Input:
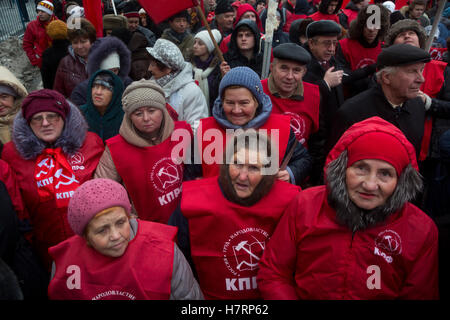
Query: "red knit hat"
347 131 410 175
67 178 132 236
22 89 70 123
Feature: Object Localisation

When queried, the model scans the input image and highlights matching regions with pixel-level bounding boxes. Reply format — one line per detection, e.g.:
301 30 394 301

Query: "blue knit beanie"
218 66 269 107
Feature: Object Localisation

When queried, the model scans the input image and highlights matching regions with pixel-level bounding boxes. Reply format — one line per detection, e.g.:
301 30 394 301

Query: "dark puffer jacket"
53 46 88 98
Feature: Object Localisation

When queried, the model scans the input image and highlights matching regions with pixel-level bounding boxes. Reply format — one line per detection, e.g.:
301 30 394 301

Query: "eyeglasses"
30 113 61 126
316 40 339 48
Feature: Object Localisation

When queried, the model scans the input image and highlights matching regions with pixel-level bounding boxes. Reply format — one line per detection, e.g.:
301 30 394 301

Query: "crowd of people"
0 0 449 300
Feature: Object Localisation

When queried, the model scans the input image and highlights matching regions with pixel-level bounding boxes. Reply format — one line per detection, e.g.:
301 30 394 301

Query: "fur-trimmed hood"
12 101 88 160
87 36 131 79
318 0 343 14
324 117 423 232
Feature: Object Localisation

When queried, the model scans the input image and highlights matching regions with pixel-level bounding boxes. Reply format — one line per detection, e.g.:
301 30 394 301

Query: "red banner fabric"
83 0 103 38
138 0 198 24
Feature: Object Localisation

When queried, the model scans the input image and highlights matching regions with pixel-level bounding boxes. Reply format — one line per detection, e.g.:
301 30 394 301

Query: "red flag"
138 0 200 24
83 0 103 38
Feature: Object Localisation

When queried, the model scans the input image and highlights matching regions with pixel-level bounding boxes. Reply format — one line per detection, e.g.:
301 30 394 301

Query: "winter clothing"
257 117 439 300
70 36 132 106
377 44 431 70
49 218 204 300
53 45 88 98
147 38 186 72
161 28 195 61
22 89 70 123
308 0 348 28
79 70 125 143
223 19 264 77
1 99 104 270
0 67 27 145
385 19 427 49
67 178 132 236
22 15 57 68
306 19 342 38
195 29 222 55
149 41 208 133
261 77 320 147
200 67 313 185
36 1 54 16
170 177 300 299
41 39 70 90
94 80 192 224
46 19 68 41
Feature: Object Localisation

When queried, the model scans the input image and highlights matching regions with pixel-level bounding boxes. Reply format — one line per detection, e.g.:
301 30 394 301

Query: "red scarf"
34 148 80 208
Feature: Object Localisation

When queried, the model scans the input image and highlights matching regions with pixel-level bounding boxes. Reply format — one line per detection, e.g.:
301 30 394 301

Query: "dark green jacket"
80 69 125 143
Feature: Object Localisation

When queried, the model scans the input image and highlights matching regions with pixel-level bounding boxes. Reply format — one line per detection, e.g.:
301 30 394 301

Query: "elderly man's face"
270 59 306 97
383 62 426 102
308 35 338 62
393 30 420 48
217 12 235 30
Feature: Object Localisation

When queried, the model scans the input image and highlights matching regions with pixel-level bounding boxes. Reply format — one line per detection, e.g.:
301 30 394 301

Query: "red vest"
261 79 320 147
1 132 104 270
48 220 176 300
342 8 358 24
309 11 340 24
181 177 300 299
198 114 291 178
107 121 191 224
339 38 382 71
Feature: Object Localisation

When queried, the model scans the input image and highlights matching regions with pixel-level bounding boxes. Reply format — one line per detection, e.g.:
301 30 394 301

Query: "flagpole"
424 0 446 52
111 0 117 16
193 0 224 63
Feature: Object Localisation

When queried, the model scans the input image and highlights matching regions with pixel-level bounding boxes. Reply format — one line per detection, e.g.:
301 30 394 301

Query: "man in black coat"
302 20 345 185
328 44 431 156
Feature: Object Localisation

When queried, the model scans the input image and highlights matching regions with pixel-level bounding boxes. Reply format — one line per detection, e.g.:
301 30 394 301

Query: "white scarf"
192 65 215 107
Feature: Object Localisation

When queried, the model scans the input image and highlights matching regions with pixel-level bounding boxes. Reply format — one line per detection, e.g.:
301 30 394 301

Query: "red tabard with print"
198 114 291 178
181 177 300 299
107 121 191 223
261 79 320 147
339 38 382 71
1 132 104 270
48 220 176 300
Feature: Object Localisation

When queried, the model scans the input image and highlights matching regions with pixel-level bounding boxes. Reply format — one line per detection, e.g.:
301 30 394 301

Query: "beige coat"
0 66 28 145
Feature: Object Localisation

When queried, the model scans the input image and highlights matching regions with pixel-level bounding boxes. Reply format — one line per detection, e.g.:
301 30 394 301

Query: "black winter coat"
41 39 70 90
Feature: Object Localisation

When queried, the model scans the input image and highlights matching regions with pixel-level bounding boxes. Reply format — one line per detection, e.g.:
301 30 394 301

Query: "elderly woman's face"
345 159 398 210
223 87 258 126
29 111 65 144
229 148 263 198
0 93 14 117
85 207 131 258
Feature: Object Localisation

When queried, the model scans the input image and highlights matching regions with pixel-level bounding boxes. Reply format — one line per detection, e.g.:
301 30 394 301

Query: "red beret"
22 89 70 123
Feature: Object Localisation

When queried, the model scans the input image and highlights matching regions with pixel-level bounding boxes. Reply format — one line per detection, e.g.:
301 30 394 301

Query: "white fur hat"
100 52 121 70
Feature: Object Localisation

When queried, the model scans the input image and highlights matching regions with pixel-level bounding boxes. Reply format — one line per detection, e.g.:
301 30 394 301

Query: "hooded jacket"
257 117 439 300
70 36 132 106
0 67 28 145
1 102 104 270
309 0 348 28
223 19 264 77
159 62 209 134
79 69 125 143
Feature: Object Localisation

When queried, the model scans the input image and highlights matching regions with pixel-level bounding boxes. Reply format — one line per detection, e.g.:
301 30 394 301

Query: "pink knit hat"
67 178 132 235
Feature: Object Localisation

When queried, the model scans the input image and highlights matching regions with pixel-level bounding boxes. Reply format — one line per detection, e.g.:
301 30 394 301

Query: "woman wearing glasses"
1 89 104 272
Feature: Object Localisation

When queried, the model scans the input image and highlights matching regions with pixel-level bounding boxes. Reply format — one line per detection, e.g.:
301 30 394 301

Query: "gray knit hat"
146 39 185 71
121 79 166 114
385 19 427 49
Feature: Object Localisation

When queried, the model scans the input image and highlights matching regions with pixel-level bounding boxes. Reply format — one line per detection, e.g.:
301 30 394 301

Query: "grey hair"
375 66 398 82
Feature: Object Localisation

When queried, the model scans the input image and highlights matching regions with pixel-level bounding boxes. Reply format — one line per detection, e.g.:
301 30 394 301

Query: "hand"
220 61 231 77
417 90 427 103
276 170 291 183
324 66 344 88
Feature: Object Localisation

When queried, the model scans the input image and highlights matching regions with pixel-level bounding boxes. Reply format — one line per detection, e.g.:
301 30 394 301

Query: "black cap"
377 44 431 70
306 20 341 39
215 0 234 15
273 43 311 65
